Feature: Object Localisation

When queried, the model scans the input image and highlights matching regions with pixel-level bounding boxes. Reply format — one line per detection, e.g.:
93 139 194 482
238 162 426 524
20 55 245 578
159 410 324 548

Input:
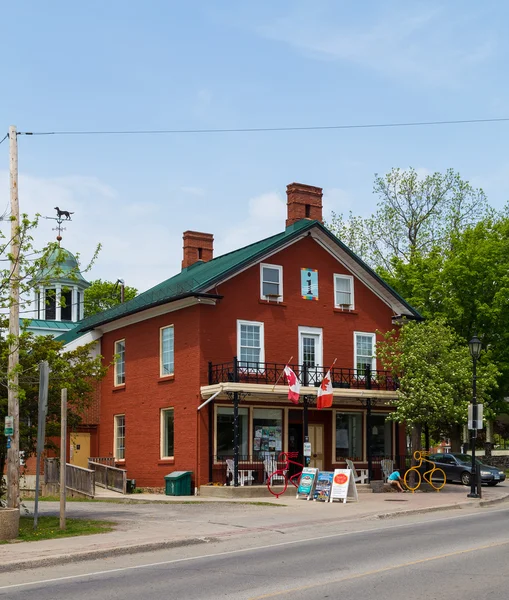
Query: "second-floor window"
334 274 354 309
114 339 125 386
260 264 283 300
238 320 265 367
354 332 376 375
160 326 174 377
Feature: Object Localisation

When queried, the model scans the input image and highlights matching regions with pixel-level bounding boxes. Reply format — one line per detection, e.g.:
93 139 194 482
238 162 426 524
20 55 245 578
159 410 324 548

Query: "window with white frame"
160 326 174 377
237 320 264 368
160 408 174 458
354 332 376 375
114 414 125 460
216 406 249 458
334 274 354 309
260 264 283 300
114 339 125 385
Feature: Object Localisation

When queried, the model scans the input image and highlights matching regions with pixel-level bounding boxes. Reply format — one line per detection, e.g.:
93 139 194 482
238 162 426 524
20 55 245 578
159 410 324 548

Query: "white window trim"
334 273 354 309
160 407 175 459
114 339 125 386
237 320 265 368
114 414 125 461
298 326 323 367
160 325 174 378
353 331 376 374
260 263 283 301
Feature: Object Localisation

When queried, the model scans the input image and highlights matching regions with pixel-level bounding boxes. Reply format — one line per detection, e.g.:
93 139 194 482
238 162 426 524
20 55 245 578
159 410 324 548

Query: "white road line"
0 505 507 592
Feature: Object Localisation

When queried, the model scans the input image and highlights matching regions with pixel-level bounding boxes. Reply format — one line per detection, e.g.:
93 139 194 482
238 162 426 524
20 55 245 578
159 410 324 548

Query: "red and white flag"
283 365 300 405
317 369 333 409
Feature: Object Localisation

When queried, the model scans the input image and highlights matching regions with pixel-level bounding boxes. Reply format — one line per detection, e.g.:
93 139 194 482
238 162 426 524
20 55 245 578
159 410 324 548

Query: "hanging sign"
4 416 13 436
313 471 333 502
301 268 319 301
330 469 358 503
296 467 318 500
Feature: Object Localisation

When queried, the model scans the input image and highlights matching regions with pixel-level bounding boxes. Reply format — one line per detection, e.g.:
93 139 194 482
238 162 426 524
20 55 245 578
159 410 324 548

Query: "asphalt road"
2 506 509 599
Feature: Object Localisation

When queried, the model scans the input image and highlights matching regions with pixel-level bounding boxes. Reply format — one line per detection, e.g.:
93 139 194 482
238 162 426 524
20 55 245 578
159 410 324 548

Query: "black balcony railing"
208 359 399 391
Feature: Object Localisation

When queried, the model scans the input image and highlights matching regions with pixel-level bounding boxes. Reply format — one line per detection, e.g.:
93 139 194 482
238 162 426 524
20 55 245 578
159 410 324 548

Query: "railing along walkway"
88 460 127 494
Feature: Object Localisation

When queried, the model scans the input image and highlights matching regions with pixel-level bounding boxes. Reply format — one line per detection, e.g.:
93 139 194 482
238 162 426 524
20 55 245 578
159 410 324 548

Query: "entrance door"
308 424 324 470
70 433 91 469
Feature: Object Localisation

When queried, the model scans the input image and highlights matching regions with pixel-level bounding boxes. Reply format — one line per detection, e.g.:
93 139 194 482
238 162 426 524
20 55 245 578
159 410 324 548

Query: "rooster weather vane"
43 207 75 244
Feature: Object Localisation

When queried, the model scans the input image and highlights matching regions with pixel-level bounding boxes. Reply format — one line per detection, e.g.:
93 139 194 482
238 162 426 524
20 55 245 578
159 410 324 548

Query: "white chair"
345 458 368 484
263 454 284 483
226 459 254 486
381 459 394 483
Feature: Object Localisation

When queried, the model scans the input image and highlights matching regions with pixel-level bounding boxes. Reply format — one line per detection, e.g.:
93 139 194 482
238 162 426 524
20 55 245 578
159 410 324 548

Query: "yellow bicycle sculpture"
404 451 446 493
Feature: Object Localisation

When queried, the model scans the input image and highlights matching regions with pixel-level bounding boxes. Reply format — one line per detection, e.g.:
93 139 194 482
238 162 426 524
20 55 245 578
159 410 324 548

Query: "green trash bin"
164 471 192 496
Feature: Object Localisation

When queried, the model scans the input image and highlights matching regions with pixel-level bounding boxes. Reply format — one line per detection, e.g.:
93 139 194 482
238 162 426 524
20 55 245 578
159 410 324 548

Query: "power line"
17 116 509 137
0 133 8 145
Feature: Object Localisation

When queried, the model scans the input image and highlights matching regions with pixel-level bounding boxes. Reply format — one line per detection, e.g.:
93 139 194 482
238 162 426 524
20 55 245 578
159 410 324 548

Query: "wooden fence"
88 460 127 494
88 456 116 467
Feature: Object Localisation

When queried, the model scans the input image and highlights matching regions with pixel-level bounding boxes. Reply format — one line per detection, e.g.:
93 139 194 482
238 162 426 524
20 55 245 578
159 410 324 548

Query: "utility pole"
7 125 20 509
60 388 67 530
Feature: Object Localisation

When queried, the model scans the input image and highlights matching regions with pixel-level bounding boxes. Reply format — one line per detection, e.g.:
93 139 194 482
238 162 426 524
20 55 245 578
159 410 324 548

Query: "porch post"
233 392 240 487
303 395 309 467
365 365 372 483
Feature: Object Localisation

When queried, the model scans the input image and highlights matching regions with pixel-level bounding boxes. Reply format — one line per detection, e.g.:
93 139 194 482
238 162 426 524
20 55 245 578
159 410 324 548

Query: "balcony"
207 360 398 392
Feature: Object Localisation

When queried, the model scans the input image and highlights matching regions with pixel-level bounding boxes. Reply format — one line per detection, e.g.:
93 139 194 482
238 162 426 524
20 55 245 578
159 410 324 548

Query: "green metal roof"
21 319 80 330
56 219 421 346
35 247 90 287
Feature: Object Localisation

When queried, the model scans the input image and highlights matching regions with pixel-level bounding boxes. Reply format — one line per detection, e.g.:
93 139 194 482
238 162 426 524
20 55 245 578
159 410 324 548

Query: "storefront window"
216 407 248 459
335 412 362 460
371 414 392 456
253 408 282 459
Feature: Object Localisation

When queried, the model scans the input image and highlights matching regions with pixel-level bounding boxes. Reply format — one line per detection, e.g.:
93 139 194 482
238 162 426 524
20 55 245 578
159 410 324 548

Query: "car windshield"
454 454 483 466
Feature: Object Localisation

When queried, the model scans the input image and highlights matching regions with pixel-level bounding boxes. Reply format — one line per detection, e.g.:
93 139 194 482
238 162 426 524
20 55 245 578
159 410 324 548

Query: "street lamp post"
467 335 482 499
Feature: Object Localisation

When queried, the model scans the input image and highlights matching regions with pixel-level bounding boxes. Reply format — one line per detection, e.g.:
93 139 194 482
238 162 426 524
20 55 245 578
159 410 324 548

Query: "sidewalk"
1 483 508 573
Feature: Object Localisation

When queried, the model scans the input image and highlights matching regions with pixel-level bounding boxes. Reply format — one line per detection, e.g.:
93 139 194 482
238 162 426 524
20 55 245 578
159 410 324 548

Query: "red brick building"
59 183 421 491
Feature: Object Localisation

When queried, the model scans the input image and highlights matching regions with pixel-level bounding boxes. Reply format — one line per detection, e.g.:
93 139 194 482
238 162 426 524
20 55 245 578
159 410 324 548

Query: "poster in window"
301 268 319 301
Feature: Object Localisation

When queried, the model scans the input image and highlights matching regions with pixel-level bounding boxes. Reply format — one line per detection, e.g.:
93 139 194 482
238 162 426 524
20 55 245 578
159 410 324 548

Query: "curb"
2 493 508 574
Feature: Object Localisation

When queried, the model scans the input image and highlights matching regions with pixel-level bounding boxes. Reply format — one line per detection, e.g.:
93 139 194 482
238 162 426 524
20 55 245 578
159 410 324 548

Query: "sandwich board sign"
313 471 333 502
296 467 318 500
330 469 358 503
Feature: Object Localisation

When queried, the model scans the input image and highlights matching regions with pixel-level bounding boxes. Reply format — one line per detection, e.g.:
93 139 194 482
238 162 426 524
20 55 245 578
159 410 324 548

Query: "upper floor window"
160 326 174 377
114 414 125 460
334 274 354 309
237 320 265 367
260 264 283 301
61 288 73 321
354 332 376 375
114 339 125 386
45 288 56 320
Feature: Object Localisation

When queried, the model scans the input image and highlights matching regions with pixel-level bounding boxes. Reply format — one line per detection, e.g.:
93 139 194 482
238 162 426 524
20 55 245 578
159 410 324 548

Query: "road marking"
248 538 509 599
0 505 507 591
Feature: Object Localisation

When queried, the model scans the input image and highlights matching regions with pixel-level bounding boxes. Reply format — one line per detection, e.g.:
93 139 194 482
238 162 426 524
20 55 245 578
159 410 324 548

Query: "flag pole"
271 356 293 392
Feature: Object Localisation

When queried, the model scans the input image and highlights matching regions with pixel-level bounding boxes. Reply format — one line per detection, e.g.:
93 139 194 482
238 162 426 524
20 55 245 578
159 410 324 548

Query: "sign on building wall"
301 268 319 301
296 467 318 500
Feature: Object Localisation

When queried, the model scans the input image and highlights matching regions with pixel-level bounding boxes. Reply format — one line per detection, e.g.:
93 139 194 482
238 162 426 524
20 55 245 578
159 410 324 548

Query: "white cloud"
215 191 286 255
258 6 494 86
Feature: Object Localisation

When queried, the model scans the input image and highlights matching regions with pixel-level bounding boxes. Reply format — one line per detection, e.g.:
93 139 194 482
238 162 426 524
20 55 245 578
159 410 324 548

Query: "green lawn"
15 516 115 542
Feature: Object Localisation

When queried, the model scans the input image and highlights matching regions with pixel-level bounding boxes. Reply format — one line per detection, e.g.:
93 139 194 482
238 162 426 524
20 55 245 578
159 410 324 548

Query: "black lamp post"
467 335 482 499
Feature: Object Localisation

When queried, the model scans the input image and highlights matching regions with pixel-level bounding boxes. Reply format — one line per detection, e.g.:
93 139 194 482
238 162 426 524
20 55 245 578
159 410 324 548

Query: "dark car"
426 453 506 486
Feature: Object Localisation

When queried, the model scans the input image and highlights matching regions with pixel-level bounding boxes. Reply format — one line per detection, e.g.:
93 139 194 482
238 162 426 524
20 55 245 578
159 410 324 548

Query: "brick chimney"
286 183 323 227
182 231 214 269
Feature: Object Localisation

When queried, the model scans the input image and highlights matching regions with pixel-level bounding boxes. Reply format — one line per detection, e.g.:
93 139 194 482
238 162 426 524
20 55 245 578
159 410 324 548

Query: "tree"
329 168 490 275
84 279 138 317
0 330 107 498
376 319 499 452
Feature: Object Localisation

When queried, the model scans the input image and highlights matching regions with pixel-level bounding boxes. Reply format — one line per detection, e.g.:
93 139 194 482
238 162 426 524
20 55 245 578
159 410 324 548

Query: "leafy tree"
84 279 138 317
0 330 107 498
329 168 490 275
377 319 499 452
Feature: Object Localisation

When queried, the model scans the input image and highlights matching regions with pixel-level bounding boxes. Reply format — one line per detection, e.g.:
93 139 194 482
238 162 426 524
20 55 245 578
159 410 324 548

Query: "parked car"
425 453 506 486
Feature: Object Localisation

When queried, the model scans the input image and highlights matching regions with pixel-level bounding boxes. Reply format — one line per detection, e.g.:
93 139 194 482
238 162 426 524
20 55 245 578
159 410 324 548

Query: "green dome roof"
36 247 90 287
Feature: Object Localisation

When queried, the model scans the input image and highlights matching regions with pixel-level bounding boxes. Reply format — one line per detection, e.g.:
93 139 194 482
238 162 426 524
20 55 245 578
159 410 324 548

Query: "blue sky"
0 1 507 291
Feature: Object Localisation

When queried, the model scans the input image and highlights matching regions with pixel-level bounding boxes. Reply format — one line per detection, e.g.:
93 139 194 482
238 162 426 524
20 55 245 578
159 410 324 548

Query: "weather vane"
43 207 74 244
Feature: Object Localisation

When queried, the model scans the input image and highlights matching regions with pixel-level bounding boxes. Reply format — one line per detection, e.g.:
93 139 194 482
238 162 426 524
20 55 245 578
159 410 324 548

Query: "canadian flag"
317 369 333 409
283 366 300 405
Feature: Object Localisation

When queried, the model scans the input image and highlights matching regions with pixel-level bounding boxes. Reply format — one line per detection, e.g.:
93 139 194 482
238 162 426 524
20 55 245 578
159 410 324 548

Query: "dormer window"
260 264 283 301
